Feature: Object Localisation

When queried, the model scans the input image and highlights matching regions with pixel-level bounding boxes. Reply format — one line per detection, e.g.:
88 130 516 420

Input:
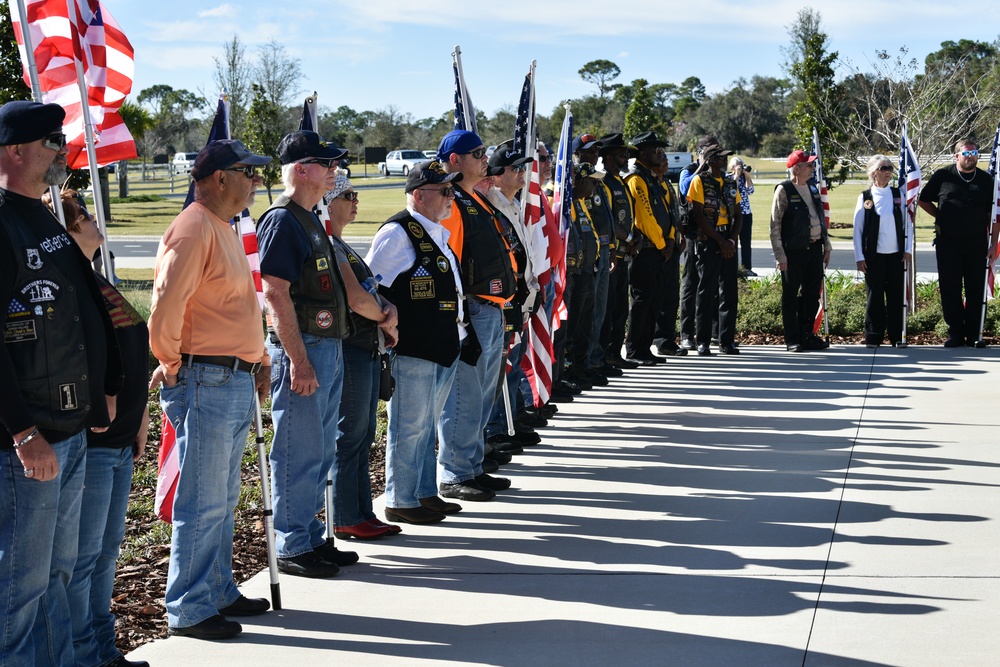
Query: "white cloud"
197 4 237 18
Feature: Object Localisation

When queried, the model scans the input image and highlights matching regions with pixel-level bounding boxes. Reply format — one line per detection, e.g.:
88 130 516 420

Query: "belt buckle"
249 361 262 375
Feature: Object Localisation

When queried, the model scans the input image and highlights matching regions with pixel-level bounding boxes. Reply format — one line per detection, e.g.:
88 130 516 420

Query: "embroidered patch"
21 279 59 303
863 199 874 210
3 320 36 343
26 248 42 270
439 301 456 311
410 278 435 299
7 298 31 319
489 279 503 295
419 242 434 252
436 256 450 272
319 274 333 292
315 310 333 329
407 221 425 238
316 257 329 271
58 383 78 411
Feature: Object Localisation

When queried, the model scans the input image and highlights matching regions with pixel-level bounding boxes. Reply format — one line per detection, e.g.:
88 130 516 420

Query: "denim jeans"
587 245 611 367
161 363 254 629
269 333 344 558
385 353 457 508
438 300 504 485
1 430 86 667
335 344 380 526
68 445 133 667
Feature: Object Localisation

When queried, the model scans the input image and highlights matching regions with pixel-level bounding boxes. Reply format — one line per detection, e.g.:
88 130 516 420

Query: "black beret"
0 101 65 146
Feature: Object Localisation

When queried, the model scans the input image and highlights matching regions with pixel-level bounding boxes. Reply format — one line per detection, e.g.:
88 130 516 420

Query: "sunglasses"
419 185 455 198
538 154 551 163
224 165 258 178
960 150 979 157
511 164 528 173
876 165 894 172
42 132 67 151
300 158 338 168
335 191 358 202
463 148 487 160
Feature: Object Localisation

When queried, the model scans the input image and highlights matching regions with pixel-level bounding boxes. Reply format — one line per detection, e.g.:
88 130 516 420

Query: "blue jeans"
1 430 86 667
268 334 344 558
385 353 457 508
161 363 254 629
335 344 380 526
438 300 504 485
588 245 611 367
68 446 133 667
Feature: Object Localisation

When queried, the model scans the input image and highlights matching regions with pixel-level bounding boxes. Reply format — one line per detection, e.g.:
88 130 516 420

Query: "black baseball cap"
405 160 464 193
191 139 271 181
277 130 348 164
487 139 534 175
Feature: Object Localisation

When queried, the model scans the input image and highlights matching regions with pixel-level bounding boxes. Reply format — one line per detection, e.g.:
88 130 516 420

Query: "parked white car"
378 150 427 176
171 152 199 175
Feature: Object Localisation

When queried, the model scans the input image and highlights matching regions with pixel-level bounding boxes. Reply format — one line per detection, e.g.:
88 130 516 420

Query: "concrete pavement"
128 344 999 666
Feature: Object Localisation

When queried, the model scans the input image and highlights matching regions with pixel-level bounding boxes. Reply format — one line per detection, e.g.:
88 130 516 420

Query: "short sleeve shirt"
918 165 994 239
687 175 741 227
257 207 313 283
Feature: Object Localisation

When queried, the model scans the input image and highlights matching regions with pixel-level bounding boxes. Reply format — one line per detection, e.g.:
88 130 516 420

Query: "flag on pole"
550 104 574 326
155 91 262 523
10 0 136 169
452 45 478 134
810 128 830 335
299 91 318 132
898 124 922 312
985 120 1000 300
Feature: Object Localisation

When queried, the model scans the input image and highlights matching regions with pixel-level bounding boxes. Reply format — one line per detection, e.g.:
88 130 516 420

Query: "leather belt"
183 354 262 374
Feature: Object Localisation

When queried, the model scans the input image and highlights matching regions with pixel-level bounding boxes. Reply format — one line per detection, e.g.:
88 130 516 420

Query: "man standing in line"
918 139 999 347
679 136 720 350
769 150 832 352
438 130 517 501
257 130 361 577
149 139 272 639
687 145 742 356
652 145 686 357
0 100 122 664
366 161 468 524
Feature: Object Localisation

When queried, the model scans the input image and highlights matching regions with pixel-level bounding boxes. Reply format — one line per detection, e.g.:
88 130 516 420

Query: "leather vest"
564 204 584 275
330 235 379 352
603 173 635 258
860 187 904 258
2 213 94 434
378 211 461 368
627 164 674 247
571 198 599 270
778 181 827 250
451 186 516 301
696 172 738 237
586 181 616 249
264 195 353 339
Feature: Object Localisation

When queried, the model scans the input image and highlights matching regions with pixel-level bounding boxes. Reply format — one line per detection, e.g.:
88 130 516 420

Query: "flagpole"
899 124 911 347
13 0 67 228
72 54 113 278
518 61 537 225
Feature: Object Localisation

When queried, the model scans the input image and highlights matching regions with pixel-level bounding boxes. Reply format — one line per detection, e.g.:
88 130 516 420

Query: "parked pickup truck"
378 150 427 176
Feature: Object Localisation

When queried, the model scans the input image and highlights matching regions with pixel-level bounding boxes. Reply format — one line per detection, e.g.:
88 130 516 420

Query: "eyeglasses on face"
224 165 258 178
876 165 894 172
538 154 551 163
511 164 528 173
336 191 358 202
300 158 338 168
42 132 67 151
960 150 979 158
463 148 487 160
419 185 455 198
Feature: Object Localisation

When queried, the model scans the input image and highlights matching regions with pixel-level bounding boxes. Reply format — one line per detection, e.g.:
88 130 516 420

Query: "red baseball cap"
786 150 818 168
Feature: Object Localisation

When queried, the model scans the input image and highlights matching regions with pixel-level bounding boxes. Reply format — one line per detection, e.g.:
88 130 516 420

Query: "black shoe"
386 505 446 524
787 343 804 352
512 428 541 446
480 457 500 473
718 344 740 355
696 344 712 356
598 363 624 377
314 538 359 566
609 357 640 369
568 375 593 390
440 480 495 501
107 656 151 667
943 336 965 348
538 403 558 417
549 391 574 403
516 412 548 428
169 615 242 640
419 495 462 514
218 594 270 617
474 473 511 490
277 551 341 578
802 335 830 350
554 379 582 395
487 434 524 453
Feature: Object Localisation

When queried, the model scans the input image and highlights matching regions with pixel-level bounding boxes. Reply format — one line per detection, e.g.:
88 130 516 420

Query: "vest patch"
407 221 425 238
316 257 329 271
26 248 42 270
4 319 37 343
21 279 59 303
410 278 435 299
439 301 456 311
489 278 503 294
419 242 434 252
7 298 31 318
58 383 78 411
436 256 450 272
315 310 334 329
319 274 332 292
863 199 874 209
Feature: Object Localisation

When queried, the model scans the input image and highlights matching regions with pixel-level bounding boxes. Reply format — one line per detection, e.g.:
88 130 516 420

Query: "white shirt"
486 186 542 294
853 185 913 261
365 207 466 339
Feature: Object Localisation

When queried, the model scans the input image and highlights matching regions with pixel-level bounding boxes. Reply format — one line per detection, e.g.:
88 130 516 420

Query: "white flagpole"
900 124 911 347
13 0 66 228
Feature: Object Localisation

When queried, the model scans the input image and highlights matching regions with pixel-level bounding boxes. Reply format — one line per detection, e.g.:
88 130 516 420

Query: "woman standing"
45 190 150 667
853 155 912 347
728 156 755 276
323 171 401 539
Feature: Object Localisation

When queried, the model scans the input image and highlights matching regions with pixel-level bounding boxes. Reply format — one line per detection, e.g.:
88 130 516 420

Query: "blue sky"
110 0 1000 121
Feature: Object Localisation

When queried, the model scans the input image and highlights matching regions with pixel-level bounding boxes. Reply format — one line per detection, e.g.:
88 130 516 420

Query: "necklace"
958 168 975 183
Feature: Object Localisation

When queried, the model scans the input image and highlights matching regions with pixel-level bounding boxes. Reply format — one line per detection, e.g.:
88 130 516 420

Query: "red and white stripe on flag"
10 0 136 169
236 209 265 310
154 418 179 522
520 158 554 406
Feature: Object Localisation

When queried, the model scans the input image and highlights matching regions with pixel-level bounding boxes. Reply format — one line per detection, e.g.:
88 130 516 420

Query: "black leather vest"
452 186 516 300
627 163 674 245
2 214 94 434
264 195 353 339
330 235 380 352
603 173 635 257
697 172 738 232
586 181 616 249
572 198 599 269
860 187 904 258
778 181 827 250
378 211 461 368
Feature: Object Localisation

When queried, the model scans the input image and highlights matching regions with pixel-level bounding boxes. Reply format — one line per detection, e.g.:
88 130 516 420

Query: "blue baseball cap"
437 129 484 160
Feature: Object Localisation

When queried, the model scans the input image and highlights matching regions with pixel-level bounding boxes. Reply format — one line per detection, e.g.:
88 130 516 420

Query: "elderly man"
0 101 122 665
769 149 832 352
918 139 999 347
257 130 360 577
434 129 517 501
366 161 467 523
149 139 272 639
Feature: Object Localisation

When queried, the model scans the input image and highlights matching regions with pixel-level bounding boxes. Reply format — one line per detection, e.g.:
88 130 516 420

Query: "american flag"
9 0 136 169
452 45 478 134
899 124 921 312
810 128 829 335
986 120 1000 300
551 104 574 325
156 92 263 524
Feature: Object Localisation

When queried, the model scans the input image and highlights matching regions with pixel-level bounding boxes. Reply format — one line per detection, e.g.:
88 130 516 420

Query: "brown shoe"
385 506 446 524
419 495 462 514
